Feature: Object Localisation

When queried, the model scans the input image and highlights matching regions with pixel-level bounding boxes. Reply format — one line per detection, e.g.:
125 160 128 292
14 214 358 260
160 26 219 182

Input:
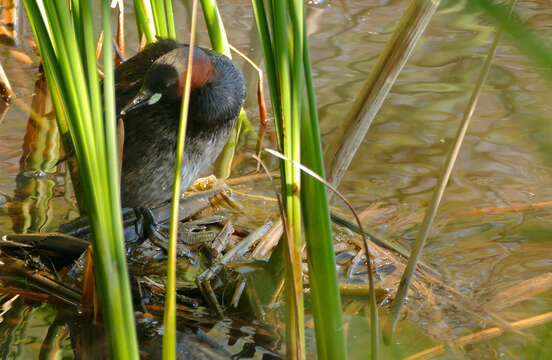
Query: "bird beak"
120 90 162 115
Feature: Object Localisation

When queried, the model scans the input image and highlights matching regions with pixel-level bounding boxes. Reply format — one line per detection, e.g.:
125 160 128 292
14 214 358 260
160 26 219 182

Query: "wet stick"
383 0 517 343
325 0 439 194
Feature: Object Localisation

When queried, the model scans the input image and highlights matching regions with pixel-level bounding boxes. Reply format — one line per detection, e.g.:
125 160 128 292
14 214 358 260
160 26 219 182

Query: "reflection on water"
0 297 72 359
1 0 552 358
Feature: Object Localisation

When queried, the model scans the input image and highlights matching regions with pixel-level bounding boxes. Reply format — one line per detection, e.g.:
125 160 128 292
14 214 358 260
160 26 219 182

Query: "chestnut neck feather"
177 49 215 95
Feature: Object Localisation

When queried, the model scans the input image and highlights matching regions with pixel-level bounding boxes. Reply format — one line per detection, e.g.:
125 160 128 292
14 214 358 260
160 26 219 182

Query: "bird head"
120 46 215 115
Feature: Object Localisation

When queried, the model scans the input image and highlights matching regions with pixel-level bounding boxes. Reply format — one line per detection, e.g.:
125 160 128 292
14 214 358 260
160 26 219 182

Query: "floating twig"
405 312 552 360
442 201 552 217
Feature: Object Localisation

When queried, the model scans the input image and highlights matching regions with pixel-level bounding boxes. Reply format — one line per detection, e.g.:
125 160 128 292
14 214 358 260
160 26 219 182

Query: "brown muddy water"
1 0 552 359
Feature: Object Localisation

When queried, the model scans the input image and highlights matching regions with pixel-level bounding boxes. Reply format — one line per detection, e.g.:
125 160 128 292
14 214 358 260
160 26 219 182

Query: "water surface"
1 0 552 358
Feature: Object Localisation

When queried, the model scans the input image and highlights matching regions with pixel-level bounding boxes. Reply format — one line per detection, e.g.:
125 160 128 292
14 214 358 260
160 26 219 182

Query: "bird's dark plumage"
115 39 246 208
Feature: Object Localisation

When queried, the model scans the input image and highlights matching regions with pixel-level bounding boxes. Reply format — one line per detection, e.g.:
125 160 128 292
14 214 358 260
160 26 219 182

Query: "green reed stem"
163 0 198 357
251 1 349 358
199 0 252 179
101 2 138 357
133 0 155 43
150 0 168 38
24 1 139 359
70 0 84 60
251 0 306 358
164 0 176 39
251 0 282 141
200 0 230 56
272 0 304 357
81 0 105 160
298 15 350 360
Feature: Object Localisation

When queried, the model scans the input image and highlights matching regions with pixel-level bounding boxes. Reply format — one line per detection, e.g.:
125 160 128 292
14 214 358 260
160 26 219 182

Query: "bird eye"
147 93 163 105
